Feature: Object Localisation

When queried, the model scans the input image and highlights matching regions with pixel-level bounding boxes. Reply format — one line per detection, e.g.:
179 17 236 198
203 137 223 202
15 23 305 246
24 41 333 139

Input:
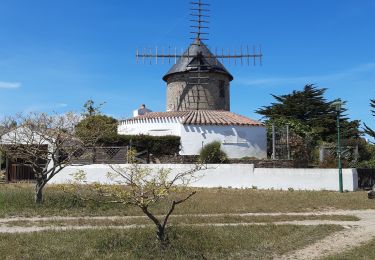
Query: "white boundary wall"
50 164 358 192
252 168 358 191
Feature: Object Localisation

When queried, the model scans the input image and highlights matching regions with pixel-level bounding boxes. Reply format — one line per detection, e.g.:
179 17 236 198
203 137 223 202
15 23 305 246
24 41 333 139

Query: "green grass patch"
0 225 342 259
4 214 359 227
0 184 374 217
324 237 375 260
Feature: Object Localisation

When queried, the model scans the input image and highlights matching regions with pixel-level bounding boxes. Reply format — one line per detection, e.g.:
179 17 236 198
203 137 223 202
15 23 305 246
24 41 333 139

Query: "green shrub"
75 115 118 145
0 150 5 169
99 135 181 156
357 159 375 169
199 141 228 163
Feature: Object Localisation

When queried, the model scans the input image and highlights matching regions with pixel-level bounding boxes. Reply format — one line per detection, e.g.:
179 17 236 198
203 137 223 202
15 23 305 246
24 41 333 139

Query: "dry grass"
0 184 373 217
0 225 343 259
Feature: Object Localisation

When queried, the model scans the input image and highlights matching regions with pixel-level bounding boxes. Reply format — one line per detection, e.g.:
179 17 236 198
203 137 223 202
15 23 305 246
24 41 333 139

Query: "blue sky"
0 0 374 132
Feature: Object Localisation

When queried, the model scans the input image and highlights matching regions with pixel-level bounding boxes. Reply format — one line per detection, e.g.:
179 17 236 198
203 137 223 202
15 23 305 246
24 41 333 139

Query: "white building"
119 109 266 159
119 39 267 159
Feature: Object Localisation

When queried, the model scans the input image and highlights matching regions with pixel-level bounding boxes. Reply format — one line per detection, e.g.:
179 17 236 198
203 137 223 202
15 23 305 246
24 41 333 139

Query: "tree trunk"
92 147 97 164
140 206 169 245
35 182 44 204
157 226 166 242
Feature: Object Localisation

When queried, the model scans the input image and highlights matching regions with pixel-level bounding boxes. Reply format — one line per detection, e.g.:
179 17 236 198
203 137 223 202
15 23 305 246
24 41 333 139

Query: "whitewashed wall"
252 168 358 191
118 118 181 136
181 125 267 159
50 164 255 188
50 164 358 191
118 121 267 159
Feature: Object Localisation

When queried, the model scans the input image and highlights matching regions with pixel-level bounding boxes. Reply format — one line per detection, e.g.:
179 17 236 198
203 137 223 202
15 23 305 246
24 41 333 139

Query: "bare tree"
69 150 202 245
0 112 83 204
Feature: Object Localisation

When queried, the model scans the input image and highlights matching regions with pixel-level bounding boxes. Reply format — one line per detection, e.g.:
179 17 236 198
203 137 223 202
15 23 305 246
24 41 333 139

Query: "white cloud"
56 103 68 108
23 103 69 113
239 77 309 86
0 81 21 89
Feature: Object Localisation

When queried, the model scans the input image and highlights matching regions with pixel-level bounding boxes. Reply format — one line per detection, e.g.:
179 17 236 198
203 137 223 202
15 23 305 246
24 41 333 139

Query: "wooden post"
0 152 2 182
5 156 9 182
286 124 291 160
272 124 276 160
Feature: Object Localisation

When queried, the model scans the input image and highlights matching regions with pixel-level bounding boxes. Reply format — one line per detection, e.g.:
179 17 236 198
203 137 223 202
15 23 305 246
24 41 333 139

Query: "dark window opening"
219 81 225 98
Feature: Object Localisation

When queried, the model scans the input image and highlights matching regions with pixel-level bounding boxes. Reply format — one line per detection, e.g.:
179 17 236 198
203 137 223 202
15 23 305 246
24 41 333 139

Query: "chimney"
133 104 152 117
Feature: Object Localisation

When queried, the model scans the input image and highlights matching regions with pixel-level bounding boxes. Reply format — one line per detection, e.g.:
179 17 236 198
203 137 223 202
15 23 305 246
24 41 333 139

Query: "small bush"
0 170 5 182
199 141 228 163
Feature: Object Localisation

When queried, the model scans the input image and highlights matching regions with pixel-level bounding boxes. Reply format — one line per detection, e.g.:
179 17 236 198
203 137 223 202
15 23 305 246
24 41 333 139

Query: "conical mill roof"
162 39 233 82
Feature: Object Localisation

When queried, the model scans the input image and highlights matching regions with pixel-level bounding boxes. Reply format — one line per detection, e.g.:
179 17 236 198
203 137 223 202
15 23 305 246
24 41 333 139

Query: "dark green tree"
76 100 118 148
76 100 118 163
75 115 118 146
363 99 375 141
256 84 360 142
82 99 106 117
256 85 362 165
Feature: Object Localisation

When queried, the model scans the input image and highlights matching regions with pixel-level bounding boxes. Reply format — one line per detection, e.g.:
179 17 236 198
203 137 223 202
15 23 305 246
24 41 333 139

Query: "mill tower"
136 0 262 112
163 39 233 111
121 0 267 159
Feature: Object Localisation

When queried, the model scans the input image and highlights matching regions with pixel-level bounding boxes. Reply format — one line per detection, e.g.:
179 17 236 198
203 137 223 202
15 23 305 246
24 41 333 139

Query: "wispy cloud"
238 63 375 87
0 81 21 89
56 103 68 108
23 103 69 113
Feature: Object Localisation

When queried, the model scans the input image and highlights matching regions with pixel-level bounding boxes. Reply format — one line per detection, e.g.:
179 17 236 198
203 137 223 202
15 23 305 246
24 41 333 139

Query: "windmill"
136 0 263 111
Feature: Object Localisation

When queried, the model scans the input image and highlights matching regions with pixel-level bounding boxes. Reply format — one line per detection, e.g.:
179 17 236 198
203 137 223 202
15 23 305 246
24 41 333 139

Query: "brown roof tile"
122 110 263 126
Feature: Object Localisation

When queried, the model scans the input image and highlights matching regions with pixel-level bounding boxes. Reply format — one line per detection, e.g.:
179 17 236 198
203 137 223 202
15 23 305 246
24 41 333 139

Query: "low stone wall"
50 164 358 192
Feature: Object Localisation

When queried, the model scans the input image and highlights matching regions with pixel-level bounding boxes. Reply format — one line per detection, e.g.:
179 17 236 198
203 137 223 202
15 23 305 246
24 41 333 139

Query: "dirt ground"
1 210 375 259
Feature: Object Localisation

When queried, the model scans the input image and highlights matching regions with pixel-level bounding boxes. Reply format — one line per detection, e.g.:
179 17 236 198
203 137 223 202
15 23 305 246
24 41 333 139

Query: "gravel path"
0 210 365 223
0 210 374 259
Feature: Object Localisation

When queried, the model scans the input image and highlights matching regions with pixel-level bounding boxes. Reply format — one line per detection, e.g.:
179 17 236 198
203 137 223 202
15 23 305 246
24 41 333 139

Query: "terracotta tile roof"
121 110 263 126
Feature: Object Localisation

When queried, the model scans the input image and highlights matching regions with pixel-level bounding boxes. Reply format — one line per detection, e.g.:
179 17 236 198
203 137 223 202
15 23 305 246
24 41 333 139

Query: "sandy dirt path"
0 210 374 259
0 209 367 223
276 210 375 260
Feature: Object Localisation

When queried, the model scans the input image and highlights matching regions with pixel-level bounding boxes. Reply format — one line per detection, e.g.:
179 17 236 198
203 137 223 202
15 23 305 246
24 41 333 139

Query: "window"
219 80 225 98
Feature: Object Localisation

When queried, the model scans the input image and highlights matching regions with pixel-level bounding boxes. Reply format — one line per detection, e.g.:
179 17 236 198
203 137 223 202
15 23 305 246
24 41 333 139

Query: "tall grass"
0 184 374 217
0 225 342 259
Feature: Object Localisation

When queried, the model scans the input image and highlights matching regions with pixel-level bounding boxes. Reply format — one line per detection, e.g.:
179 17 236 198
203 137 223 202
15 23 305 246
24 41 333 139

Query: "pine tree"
256 84 361 142
364 99 375 141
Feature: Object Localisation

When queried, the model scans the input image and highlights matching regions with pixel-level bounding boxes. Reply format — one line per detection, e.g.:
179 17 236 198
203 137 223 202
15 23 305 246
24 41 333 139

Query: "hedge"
99 135 181 156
